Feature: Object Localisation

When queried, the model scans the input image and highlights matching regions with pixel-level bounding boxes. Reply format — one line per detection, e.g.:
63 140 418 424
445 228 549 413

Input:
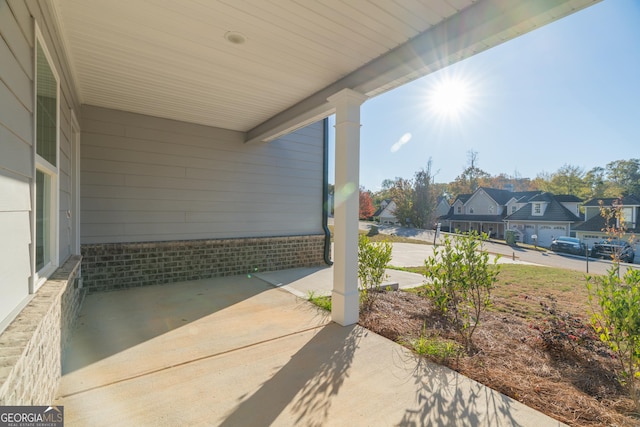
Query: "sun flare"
427 76 473 119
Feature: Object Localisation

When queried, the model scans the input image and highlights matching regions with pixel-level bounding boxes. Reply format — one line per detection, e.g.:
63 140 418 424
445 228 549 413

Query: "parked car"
550 236 585 255
590 241 635 263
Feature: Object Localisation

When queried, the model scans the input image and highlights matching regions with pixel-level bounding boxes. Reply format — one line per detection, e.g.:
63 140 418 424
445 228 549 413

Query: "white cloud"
390 133 412 153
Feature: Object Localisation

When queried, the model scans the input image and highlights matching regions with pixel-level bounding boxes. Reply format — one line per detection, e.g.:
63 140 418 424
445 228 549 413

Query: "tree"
388 177 414 226
447 150 490 199
359 187 374 219
605 159 640 197
536 164 589 199
411 159 437 229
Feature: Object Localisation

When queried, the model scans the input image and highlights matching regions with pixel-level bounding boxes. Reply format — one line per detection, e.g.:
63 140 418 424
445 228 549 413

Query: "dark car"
590 241 635 263
550 236 585 255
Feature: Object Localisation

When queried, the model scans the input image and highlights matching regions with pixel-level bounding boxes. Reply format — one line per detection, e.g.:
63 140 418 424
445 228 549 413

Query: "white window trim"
32 24 60 292
71 109 81 255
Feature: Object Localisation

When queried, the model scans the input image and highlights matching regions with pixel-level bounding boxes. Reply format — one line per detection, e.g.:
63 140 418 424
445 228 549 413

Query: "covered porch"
55 272 561 426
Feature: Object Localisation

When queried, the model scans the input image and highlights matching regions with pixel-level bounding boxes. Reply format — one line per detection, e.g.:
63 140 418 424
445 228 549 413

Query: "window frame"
32 24 60 292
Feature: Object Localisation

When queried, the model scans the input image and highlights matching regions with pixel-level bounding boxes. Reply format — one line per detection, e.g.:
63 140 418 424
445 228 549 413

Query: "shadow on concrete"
394 353 537 427
62 275 277 375
219 324 362 427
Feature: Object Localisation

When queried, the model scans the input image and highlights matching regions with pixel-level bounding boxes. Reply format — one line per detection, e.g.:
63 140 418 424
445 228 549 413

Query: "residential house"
373 200 399 225
442 188 541 239
434 196 452 231
0 0 598 406
504 193 583 247
573 196 640 260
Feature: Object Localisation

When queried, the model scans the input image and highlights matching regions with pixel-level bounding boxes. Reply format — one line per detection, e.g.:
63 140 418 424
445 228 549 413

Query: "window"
488 205 494 214
534 203 541 214
34 29 59 289
457 206 461 214
469 207 474 214
511 205 517 214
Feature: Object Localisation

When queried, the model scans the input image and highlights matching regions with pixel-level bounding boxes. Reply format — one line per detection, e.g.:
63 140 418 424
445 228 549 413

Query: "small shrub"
358 234 392 309
530 295 604 354
423 231 500 352
405 335 462 362
587 267 640 410
307 291 332 312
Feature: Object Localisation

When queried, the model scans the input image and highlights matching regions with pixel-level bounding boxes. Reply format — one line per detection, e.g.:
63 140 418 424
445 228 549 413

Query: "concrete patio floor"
56 271 565 426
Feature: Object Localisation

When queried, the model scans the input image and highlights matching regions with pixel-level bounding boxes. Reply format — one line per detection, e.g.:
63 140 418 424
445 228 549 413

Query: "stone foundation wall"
81 235 327 293
0 256 83 405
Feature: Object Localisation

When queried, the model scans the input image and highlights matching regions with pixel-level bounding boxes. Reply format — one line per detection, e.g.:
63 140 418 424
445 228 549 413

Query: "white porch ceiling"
52 0 599 142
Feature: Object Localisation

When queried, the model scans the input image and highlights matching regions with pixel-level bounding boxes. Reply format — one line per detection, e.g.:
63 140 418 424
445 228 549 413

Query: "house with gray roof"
504 193 583 247
573 196 640 255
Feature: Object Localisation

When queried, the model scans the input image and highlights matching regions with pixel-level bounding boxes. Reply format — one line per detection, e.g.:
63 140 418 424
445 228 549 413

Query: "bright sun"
427 76 472 119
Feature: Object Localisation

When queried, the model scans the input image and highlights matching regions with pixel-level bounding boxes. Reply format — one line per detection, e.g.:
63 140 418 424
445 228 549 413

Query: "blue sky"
328 0 640 191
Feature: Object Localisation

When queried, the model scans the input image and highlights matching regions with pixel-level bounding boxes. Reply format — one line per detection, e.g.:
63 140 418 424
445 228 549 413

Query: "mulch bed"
358 290 638 427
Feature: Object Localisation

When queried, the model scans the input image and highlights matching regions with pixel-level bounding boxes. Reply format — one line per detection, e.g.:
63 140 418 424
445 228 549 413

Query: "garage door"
537 226 555 247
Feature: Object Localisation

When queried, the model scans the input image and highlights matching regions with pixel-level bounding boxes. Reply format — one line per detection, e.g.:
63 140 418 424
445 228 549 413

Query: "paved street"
357 221 636 277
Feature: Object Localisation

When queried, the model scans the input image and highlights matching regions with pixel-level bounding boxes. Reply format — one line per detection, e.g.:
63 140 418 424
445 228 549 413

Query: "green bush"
358 234 392 309
423 231 500 352
587 267 640 409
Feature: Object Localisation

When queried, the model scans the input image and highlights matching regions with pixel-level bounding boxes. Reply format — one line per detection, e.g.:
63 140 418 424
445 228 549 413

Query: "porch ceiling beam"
244 0 598 144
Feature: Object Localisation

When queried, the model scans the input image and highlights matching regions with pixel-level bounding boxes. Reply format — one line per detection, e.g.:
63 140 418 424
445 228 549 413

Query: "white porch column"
327 89 368 326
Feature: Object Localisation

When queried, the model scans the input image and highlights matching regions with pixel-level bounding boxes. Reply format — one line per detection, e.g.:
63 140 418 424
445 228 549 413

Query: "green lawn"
395 264 594 320
328 224 432 245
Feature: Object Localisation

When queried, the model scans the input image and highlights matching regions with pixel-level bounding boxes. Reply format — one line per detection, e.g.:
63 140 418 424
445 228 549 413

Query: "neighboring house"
573 196 640 260
442 188 541 239
504 193 583 247
434 196 452 230
373 200 399 225
0 0 598 406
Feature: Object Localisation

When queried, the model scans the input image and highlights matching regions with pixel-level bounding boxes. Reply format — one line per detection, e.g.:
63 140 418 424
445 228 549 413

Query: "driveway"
56 274 565 426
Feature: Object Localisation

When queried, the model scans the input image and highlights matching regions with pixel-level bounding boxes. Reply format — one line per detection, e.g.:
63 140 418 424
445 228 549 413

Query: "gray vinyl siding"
0 0 80 327
80 105 324 244
0 0 33 325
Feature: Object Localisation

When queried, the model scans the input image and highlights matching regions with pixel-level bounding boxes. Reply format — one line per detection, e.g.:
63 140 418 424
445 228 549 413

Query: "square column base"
331 289 359 326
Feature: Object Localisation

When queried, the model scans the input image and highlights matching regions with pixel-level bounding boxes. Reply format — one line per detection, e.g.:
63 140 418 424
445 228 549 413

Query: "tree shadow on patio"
395 353 552 427
219 323 362 427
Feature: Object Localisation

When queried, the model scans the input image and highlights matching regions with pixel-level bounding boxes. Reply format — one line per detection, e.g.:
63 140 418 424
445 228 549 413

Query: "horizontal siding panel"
80 118 126 136
81 143 322 175
0 170 30 211
6 0 33 46
81 172 126 187
0 34 31 108
84 131 321 164
81 197 319 214
0 80 32 143
0 0 32 76
82 105 241 140
82 210 185 224
80 184 319 204
120 220 319 239
0 124 32 178
81 107 323 243
82 158 187 179
0 211 30 322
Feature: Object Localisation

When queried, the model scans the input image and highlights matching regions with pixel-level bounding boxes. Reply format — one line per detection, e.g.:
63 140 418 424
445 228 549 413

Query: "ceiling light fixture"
224 31 247 45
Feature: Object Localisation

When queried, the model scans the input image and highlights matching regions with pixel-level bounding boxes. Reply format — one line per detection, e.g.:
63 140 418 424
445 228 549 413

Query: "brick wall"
0 256 83 405
81 235 327 293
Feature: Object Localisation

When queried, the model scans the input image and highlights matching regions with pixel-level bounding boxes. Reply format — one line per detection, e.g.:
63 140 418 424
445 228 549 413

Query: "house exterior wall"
465 191 498 215
1 0 81 329
81 105 323 243
0 0 83 405
0 0 35 333
79 106 327 291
